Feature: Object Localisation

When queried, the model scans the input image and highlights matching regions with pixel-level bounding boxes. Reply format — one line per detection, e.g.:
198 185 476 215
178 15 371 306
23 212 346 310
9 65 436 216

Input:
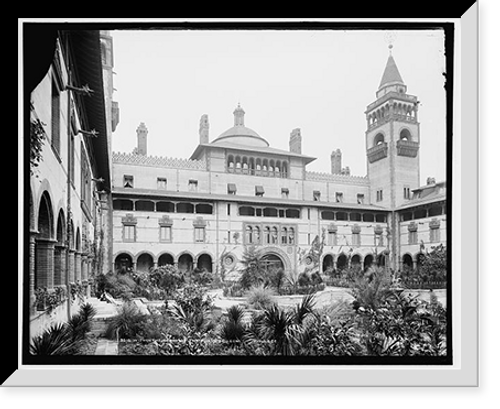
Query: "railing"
396 139 419 158
366 142 388 163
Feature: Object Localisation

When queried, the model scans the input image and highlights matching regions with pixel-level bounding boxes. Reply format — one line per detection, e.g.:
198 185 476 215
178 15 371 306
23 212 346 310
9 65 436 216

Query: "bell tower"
365 45 420 209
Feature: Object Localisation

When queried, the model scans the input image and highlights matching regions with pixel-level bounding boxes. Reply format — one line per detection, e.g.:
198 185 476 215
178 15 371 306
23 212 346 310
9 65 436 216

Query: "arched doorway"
363 254 374 270
137 253 154 273
197 253 213 273
178 253 194 273
261 253 284 273
158 253 174 267
114 253 133 274
336 254 347 271
54 210 66 286
376 252 387 268
322 254 334 274
402 253 413 269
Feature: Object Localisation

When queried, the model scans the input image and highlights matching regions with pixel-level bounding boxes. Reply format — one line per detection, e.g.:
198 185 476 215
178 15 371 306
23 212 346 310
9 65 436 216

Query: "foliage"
70 282 86 303
34 286 67 313
191 267 213 287
94 271 137 301
105 302 146 340
220 305 246 341
349 267 396 311
30 304 97 355
30 324 75 355
266 267 287 295
418 244 447 282
30 113 46 175
167 283 215 333
239 245 266 290
245 285 276 310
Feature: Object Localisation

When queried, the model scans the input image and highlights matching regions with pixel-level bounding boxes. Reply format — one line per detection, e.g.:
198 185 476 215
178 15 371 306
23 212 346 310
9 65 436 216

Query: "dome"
211 104 270 148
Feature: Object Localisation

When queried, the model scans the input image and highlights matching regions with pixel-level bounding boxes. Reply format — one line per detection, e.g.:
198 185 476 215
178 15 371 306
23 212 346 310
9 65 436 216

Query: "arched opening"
197 254 213 273
158 253 174 267
264 226 271 244
400 128 412 141
282 161 288 178
321 210 335 220
54 210 66 287
239 206 255 216
113 199 133 211
261 253 284 273
271 227 278 244
351 254 361 266
263 207 278 217
178 253 194 273
195 203 213 214
176 202 194 214
429 206 443 217
363 254 374 270
254 226 261 244
136 200 155 212
38 193 53 240
157 201 175 213
246 225 253 244
336 254 347 271
227 154 234 171
249 157 255 174
114 253 133 274
288 227 295 245
363 213 375 222
350 212 362 222
75 227 82 283
376 252 387 267
322 254 334 274
336 211 348 221
374 133 385 146
137 253 154 273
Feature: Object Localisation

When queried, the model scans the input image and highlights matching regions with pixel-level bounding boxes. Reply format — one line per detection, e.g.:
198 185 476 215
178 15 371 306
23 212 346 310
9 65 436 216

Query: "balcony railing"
396 139 419 158
367 142 388 163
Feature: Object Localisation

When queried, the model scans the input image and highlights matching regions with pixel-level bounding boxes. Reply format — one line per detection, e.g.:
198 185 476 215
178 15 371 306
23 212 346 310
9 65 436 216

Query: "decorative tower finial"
233 103 245 126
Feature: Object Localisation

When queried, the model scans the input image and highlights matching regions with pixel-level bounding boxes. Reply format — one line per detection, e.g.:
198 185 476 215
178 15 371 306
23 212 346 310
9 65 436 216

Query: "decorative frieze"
429 218 441 230
305 171 369 185
113 151 206 170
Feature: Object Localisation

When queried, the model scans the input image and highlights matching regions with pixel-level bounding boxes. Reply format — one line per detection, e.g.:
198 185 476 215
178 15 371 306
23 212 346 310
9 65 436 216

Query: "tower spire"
233 103 245 126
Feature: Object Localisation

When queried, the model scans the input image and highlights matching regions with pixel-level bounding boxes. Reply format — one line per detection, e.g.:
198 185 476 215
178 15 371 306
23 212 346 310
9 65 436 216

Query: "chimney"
289 128 302 154
199 114 209 144
331 149 342 174
136 122 148 156
427 176 436 185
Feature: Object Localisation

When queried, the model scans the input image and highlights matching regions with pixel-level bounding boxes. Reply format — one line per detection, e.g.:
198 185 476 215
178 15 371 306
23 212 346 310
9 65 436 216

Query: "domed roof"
211 104 270 148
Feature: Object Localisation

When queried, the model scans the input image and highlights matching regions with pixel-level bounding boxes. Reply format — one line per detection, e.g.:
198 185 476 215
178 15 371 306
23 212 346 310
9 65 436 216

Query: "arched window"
254 226 260 244
374 133 385 146
282 161 288 178
246 225 253 244
281 227 288 245
400 128 411 141
227 154 235 171
271 227 278 244
288 227 295 245
264 226 271 244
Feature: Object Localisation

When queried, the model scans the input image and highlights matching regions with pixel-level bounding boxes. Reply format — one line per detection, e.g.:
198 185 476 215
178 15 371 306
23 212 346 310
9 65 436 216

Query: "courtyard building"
111 47 446 280
28 29 118 336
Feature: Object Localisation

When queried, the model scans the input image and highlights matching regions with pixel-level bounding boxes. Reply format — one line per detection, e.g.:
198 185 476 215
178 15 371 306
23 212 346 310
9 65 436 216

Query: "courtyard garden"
30 244 448 357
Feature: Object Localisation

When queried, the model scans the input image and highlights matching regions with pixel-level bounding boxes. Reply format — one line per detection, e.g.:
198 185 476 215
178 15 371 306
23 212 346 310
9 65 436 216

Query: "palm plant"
239 245 266 290
245 285 276 310
30 324 75 355
220 305 246 341
105 302 146 340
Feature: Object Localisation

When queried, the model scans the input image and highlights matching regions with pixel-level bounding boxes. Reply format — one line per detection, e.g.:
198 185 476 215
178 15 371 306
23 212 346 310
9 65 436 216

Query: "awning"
255 185 265 195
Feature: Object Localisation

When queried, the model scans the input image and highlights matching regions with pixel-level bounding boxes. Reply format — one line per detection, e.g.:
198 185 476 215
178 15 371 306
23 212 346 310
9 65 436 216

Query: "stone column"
35 238 56 289
69 249 75 283
75 252 82 283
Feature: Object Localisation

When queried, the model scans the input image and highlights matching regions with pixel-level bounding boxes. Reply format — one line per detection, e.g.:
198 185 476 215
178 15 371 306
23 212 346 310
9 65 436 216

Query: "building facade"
28 29 118 336
111 48 447 280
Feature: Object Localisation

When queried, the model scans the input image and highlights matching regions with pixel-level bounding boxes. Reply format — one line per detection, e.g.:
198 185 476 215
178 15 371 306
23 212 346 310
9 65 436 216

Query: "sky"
110 28 446 185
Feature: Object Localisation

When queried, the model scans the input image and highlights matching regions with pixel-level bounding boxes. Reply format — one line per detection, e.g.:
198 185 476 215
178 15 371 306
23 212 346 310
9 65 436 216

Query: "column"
53 244 67 286
69 249 76 283
35 238 56 289
75 252 82 283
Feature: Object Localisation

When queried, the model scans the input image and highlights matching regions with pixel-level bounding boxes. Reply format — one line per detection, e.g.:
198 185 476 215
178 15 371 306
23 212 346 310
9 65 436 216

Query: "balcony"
397 139 419 158
367 142 388 163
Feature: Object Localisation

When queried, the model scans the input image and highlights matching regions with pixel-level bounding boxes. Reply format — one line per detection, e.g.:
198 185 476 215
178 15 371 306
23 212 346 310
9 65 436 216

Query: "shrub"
105 302 146 340
245 286 276 310
220 305 246 341
30 324 75 356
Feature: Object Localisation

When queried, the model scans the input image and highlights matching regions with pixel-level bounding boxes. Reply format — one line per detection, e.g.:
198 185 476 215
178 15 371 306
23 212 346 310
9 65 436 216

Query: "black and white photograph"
13 13 480 388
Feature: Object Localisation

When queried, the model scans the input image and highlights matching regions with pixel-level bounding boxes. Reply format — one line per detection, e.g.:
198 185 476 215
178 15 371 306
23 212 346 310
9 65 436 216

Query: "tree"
239 245 266 290
419 244 447 282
